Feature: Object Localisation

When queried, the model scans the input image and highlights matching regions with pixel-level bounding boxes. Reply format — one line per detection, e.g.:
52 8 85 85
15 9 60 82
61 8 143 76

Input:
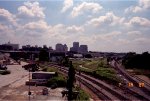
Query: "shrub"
47 75 67 88
0 70 11 75
76 89 89 101
42 67 57 72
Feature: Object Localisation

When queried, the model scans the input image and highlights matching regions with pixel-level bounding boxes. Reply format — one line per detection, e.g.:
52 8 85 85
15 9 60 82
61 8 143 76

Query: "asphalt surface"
0 62 28 88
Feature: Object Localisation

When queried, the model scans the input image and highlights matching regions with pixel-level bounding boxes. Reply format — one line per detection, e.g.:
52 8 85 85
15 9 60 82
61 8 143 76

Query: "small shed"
32 72 57 80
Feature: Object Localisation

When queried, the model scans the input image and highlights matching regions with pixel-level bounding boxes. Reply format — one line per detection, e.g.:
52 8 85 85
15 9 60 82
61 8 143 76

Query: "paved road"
0 62 28 88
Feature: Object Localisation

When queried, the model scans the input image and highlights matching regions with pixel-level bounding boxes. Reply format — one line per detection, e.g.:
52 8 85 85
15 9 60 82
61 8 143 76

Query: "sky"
0 0 150 53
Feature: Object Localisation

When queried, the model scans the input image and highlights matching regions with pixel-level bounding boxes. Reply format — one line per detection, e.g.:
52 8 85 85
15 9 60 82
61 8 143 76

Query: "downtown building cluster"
0 41 88 54
56 42 88 54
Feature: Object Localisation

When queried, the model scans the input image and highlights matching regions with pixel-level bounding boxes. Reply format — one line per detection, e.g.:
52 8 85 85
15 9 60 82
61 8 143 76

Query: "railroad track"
134 75 150 88
112 61 150 100
46 63 131 100
57 66 111 100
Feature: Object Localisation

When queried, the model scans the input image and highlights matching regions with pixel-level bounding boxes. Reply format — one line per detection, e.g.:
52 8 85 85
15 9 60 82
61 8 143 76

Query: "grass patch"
72 58 121 84
94 67 120 84
73 86 90 101
72 58 109 70
42 66 57 72
76 89 90 101
46 74 67 88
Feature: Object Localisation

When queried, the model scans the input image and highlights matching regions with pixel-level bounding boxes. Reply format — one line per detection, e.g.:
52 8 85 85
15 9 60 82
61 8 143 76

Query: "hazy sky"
0 0 150 53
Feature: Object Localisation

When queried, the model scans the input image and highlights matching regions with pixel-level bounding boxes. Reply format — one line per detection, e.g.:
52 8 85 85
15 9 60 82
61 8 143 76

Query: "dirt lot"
0 80 66 101
0 61 66 101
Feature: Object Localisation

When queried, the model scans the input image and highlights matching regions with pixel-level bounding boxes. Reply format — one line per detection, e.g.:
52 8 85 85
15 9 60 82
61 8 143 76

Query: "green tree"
61 56 69 67
39 49 49 61
67 61 76 100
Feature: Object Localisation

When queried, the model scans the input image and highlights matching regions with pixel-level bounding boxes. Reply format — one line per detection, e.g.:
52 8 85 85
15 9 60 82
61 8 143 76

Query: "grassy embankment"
71 58 121 85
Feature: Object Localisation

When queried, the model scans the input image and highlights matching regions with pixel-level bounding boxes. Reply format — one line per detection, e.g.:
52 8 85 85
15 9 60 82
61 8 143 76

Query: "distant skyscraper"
73 42 79 49
79 45 88 53
55 43 68 52
70 42 79 52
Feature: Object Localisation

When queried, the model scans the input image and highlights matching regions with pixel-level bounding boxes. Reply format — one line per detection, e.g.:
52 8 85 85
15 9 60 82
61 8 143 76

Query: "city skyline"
0 0 150 53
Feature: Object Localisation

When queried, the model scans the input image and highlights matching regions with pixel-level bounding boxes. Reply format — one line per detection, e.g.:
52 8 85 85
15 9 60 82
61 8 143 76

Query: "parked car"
0 64 7 70
22 63 39 72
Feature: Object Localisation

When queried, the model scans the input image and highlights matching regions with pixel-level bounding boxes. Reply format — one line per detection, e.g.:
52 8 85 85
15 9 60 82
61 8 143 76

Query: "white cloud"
23 20 50 32
125 16 150 27
139 0 150 9
0 8 17 26
126 31 142 36
87 12 123 27
98 31 122 40
18 1 45 19
125 6 142 13
133 37 150 44
61 0 73 13
125 0 150 13
66 25 84 33
71 2 102 17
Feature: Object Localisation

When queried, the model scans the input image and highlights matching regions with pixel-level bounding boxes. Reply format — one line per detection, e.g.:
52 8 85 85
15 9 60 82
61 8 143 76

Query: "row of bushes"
0 70 11 75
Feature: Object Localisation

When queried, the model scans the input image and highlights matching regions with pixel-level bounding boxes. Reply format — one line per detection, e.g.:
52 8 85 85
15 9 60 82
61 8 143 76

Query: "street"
0 62 28 88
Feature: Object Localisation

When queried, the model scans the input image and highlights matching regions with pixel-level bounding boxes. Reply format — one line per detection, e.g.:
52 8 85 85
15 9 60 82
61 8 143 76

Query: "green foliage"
67 61 76 88
76 89 90 101
47 75 67 88
67 61 76 100
72 58 109 70
39 49 49 61
0 70 11 75
94 68 120 84
42 66 57 72
61 56 69 67
72 58 120 84
97 58 108 68
122 52 150 70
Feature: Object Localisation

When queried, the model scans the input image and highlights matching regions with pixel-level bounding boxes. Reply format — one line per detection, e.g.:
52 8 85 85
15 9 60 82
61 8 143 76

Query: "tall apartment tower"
70 42 79 52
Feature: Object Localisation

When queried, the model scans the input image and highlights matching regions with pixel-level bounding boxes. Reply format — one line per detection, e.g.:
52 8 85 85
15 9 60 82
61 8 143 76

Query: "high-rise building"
78 45 88 53
73 42 79 50
55 43 68 52
70 42 79 52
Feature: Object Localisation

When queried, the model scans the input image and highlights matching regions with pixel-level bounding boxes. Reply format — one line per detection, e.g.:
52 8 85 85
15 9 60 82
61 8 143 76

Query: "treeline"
122 52 150 70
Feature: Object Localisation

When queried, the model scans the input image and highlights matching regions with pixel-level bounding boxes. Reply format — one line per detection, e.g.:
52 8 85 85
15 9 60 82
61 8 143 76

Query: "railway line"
57 66 111 100
111 60 150 100
46 63 131 100
134 75 150 88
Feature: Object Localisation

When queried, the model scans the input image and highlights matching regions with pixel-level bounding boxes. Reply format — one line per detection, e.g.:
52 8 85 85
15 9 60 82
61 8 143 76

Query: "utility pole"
67 61 75 100
28 54 33 101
